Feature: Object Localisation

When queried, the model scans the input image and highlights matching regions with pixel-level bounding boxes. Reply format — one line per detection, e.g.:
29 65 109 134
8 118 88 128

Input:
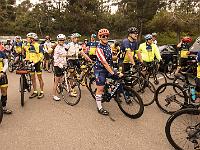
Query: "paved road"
0 72 174 150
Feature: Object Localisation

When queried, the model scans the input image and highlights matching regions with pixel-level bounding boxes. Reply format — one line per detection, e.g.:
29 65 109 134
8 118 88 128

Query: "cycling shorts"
0 73 8 88
54 66 64 77
94 69 109 86
30 62 42 75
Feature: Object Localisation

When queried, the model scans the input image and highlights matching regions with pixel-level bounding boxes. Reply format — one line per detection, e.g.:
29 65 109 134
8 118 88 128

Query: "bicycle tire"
25 74 32 92
140 80 156 106
165 108 200 150
88 77 96 100
164 62 176 80
20 75 25 107
150 72 167 93
62 78 81 106
130 76 155 106
116 85 144 119
155 82 188 114
8 61 14 72
0 101 3 124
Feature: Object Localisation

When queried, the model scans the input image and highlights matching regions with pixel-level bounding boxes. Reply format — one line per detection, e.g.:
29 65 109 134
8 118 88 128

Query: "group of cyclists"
0 26 199 118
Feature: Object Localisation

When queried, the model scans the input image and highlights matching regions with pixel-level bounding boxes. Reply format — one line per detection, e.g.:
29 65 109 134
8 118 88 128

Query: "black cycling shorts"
0 73 8 87
44 52 50 60
30 62 42 74
54 66 64 77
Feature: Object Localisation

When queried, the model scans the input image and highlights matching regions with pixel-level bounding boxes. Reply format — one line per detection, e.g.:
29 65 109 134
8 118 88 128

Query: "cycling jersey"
197 51 200 78
94 43 113 70
54 44 67 68
179 43 190 58
0 51 7 72
138 42 161 62
43 41 53 54
26 42 44 64
87 41 98 55
120 38 138 63
66 42 82 59
0 51 8 87
13 41 23 54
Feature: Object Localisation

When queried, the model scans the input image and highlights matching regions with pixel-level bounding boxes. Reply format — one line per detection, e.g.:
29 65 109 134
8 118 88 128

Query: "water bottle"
191 87 196 101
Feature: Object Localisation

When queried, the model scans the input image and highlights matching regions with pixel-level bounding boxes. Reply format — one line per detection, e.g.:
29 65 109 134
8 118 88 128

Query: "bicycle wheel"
149 72 167 91
164 62 176 80
155 83 188 114
165 108 200 150
88 76 96 100
0 101 3 124
116 85 144 119
130 76 155 106
20 75 25 107
8 60 14 72
62 78 81 106
139 80 156 106
47 60 53 73
25 74 31 92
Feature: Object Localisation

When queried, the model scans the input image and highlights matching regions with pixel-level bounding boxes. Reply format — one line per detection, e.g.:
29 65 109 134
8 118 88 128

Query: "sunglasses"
147 38 153 40
101 35 109 39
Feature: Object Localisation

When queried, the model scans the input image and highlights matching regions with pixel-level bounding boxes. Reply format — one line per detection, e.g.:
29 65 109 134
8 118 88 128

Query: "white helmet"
27 32 38 40
57 34 66 40
15 36 21 40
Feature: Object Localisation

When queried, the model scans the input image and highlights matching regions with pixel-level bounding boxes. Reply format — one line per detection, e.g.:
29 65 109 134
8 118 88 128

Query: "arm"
96 48 114 75
154 45 162 61
126 49 135 65
177 41 182 48
80 50 92 62
2 59 8 72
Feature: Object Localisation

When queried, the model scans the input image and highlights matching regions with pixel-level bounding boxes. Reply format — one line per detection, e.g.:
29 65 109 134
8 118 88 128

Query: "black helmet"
128 27 138 34
114 41 120 47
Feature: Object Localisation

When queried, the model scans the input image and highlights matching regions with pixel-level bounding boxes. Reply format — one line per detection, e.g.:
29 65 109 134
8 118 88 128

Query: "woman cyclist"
52 34 67 101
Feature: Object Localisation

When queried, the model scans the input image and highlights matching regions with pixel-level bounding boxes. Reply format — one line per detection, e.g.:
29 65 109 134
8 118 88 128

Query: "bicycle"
89 75 144 119
56 65 81 106
135 61 167 91
165 108 200 150
0 101 3 124
131 63 156 106
154 73 199 114
16 62 33 107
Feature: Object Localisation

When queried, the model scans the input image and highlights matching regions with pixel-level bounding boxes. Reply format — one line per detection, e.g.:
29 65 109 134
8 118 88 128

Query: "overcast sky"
16 0 118 13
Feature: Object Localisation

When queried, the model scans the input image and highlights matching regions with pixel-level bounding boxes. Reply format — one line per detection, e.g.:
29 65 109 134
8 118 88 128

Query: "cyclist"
87 34 98 61
175 36 192 76
66 33 92 94
43 36 53 71
25 33 44 99
120 27 142 73
94 28 120 115
138 34 161 65
52 34 67 101
152 32 158 45
13 36 23 64
0 48 12 114
4 39 12 55
82 39 88 53
0 41 5 51
110 41 120 68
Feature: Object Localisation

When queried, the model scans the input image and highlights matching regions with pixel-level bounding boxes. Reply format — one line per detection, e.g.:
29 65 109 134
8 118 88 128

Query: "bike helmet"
45 35 50 40
98 28 110 38
57 34 66 40
144 34 153 40
182 36 192 43
27 32 38 40
71 33 81 38
91 34 97 38
128 27 138 34
15 36 21 40
152 32 157 37
114 41 120 47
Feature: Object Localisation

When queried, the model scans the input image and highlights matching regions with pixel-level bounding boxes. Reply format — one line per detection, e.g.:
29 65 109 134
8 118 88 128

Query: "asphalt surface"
0 72 174 150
